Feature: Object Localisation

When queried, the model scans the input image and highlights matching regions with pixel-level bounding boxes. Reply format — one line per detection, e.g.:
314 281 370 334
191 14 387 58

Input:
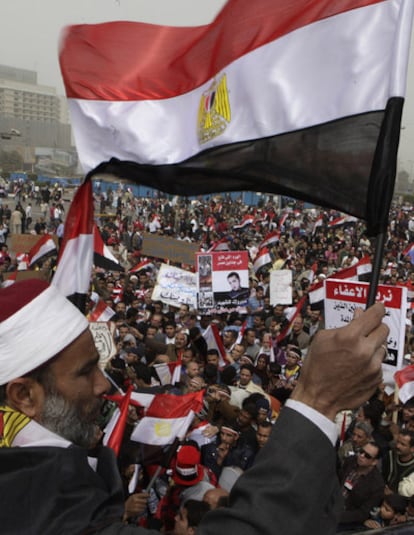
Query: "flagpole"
145 438 180 493
366 231 385 308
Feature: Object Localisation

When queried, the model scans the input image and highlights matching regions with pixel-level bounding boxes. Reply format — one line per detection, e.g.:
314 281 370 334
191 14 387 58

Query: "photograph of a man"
226 271 250 301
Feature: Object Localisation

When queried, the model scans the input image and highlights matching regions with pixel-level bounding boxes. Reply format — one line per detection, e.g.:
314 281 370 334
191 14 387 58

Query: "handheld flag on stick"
106 385 133 457
28 234 57 267
52 178 94 312
93 225 124 272
394 365 414 404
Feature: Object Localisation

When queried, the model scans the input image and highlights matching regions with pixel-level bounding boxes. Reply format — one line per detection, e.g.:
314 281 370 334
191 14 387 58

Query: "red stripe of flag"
60 0 384 101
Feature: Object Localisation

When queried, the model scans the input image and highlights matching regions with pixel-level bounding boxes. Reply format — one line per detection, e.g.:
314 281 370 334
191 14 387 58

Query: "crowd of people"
2 181 414 532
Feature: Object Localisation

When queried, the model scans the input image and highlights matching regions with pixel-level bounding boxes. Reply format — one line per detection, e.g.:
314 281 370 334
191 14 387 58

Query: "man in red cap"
159 443 216 532
0 278 389 534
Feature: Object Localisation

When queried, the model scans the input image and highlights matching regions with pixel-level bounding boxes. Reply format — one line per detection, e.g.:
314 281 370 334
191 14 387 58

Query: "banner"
324 279 407 391
197 251 249 312
141 233 199 266
269 269 292 305
89 321 116 370
152 263 197 308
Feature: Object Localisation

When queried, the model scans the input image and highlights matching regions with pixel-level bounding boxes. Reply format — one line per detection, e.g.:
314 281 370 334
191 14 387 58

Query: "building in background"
0 64 77 175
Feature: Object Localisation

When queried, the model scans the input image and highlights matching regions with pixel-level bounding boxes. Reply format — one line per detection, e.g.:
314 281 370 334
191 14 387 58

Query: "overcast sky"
1 0 414 170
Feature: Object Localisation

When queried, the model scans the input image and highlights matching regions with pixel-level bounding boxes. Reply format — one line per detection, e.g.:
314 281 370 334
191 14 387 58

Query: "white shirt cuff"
285 399 338 446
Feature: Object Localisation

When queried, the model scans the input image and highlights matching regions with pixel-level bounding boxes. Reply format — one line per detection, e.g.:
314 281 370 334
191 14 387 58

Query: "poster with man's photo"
196 251 249 312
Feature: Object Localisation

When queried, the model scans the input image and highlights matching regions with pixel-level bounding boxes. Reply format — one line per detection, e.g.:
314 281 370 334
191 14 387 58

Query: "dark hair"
240 363 254 375
184 499 211 528
361 400 383 430
269 362 282 376
400 430 414 448
384 493 407 515
133 363 152 384
227 271 240 281
243 328 256 338
220 366 237 386
241 399 258 418
189 327 200 339
207 348 219 357
366 440 381 459
126 307 139 319
257 420 273 430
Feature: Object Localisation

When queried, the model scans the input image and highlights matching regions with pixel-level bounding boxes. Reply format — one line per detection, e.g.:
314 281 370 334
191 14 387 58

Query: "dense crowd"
2 182 414 532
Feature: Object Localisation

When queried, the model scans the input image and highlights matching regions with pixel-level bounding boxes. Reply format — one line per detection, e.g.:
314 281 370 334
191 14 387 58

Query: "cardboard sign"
141 232 199 266
196 251 249 312
152 263 197 308
89 321 116 370
270 269 293 305
324 279 407 391
3 269 50 282
10 234 58 254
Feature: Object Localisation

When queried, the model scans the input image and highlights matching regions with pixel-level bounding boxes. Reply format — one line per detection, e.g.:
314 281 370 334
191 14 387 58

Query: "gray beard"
39 390 99 449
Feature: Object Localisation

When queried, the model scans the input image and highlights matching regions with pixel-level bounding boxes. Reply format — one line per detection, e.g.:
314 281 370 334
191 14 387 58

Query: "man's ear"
5 378 44 419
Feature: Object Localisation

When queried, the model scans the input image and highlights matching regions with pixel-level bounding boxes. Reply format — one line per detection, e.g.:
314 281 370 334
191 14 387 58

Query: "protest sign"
141 233 199 266
325 279 406 391
152 263 197 308
270 269 292 305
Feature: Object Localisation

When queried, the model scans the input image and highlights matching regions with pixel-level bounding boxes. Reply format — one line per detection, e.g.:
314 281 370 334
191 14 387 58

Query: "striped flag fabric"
16 253 29 271
203 323 229 369
153 357 182 387
93 225 124 272
59 0 414 235
394 365 414 404
308 255 373 308
402 243 414 257
233 214 255 230
88 299 115 322
335 255 372 282
276 295 307 344
52 178 94 311
235 319 248 346
129 258 153 273
312 215 324 235
328 215 358 228
279 213 289 229
253 247 272 274
28 234 57 267
105 386 132 456
130 391 204 447
206 237 230 252
259 230 280 250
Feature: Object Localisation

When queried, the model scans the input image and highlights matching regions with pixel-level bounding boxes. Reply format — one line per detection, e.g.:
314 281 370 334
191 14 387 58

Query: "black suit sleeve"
199 407 342 535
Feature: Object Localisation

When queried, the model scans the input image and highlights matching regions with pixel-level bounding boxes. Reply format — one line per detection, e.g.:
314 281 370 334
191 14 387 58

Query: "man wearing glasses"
338 441 385 531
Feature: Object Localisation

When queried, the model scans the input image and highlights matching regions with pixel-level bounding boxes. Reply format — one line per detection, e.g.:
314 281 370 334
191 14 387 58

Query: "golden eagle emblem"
154 420 172 438
197 74 231 144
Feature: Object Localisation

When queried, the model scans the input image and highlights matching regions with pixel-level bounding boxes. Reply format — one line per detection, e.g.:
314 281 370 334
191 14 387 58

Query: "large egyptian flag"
59 0 413 236
52 178 94 311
